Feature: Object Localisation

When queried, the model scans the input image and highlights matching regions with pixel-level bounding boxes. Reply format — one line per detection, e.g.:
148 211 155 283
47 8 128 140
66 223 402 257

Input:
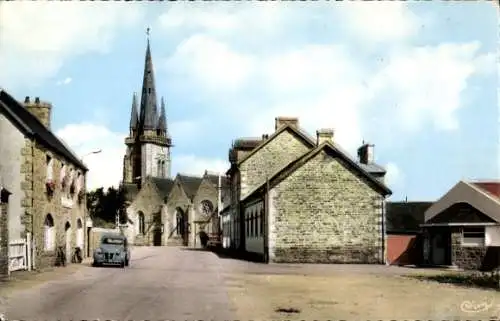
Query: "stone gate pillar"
0 188 12 280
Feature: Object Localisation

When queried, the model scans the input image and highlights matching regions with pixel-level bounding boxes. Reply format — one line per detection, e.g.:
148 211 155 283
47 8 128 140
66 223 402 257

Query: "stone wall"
269 150 385 264
239 129 311 198
450 227 489 270
165 182 192 246
22 140 87 269
193 178 219 241
126 180 163 246
0 200 9 279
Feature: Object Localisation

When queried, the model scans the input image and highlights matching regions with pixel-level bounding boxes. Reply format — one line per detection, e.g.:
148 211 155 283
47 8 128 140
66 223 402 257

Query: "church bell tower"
123 28 173 186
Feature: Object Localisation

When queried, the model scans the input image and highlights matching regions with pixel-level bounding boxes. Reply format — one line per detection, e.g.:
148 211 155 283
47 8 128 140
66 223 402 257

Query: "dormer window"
46 155 53 181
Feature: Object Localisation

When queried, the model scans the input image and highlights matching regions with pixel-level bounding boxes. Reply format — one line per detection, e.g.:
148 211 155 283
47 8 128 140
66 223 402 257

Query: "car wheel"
120 261 125 268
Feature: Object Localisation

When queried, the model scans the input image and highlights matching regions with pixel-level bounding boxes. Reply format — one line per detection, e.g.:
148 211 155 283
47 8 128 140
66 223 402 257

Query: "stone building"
220 117 392 263
121 35 229 247
0 89 89 271
123 171 229 248
422 180 500 270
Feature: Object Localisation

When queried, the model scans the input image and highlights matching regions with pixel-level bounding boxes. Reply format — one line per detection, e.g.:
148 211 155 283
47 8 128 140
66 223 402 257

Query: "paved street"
2 247 236 320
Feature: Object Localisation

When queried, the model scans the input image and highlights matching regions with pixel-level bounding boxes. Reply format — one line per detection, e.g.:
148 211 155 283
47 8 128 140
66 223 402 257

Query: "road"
2 247 236 320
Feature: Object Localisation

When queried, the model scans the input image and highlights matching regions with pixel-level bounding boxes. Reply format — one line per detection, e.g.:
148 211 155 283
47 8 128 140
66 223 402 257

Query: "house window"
44 214 55 251
462 227 485 247
46 155 53 181
157 159 162 177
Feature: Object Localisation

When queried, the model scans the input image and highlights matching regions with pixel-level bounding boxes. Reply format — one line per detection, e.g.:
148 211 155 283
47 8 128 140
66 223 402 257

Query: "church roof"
138 38 159 130
203 172 230 190
0 89 87 171
150 177 175 197
177 174 203 200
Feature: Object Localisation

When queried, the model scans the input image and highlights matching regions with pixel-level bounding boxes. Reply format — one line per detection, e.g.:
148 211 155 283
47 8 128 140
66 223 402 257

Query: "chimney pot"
35 97 40 104
275 117 299 131
316 128 334 146
24 96 30 103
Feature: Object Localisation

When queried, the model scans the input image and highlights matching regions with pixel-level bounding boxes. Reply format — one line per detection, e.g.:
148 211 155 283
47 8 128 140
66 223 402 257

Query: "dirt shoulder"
224 265 500 320
0 259 92 298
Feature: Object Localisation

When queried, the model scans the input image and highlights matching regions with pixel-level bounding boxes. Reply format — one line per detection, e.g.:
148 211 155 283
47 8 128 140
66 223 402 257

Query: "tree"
86 186 127 227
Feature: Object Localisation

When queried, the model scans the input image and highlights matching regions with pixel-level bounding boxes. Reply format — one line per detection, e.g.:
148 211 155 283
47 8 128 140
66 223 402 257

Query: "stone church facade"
121 36 229 247
221 117 392 264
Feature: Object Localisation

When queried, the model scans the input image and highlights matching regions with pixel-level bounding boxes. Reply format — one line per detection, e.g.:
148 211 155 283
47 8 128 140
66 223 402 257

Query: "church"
120 34 229 247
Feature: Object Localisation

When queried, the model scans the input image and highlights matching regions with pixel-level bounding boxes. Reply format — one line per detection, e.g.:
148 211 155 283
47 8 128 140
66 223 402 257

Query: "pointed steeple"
130 92 139 129
139 27 158 131
157 96 167 134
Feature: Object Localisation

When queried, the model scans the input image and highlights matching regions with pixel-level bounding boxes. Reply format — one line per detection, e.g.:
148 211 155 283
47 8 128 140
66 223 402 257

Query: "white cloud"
56 77 72 86
165 34 256 93
339 2 423 44
371 42 492 132
0 2 145 89
55 123 126 191
385 162 404 189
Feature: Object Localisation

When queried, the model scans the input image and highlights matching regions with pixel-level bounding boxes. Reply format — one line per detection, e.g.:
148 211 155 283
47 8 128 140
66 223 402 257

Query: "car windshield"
102 238 124 245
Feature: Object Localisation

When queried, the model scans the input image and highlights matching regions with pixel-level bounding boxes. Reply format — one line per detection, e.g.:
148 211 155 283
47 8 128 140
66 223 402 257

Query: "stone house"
0 89 88 271
123 171 228 248
220 116 392 263
421 180 500 270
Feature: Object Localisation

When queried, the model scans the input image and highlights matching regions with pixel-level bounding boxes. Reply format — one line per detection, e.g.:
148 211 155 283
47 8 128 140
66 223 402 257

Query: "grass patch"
410 272 500 290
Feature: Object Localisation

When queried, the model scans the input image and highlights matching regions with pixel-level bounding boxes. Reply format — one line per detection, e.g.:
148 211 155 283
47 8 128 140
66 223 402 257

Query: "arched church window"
138 212 145 235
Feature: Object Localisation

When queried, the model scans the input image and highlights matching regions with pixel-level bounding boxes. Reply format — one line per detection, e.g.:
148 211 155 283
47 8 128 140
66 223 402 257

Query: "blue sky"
0 2 497 201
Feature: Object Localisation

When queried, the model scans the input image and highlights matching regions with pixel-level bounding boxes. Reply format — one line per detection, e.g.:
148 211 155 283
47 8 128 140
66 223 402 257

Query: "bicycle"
72 247 83 264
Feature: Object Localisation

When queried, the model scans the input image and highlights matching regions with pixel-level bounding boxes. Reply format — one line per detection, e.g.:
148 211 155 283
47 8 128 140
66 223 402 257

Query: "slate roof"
0 89 87 171
150 177 175 198
386 201 433 233
204 172 230 190
122 183 139 202
177 174 203 200
241 142 392 203
471 182 500 200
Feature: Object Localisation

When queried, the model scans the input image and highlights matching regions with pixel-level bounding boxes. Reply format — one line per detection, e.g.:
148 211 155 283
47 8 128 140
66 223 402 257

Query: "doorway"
65 222 72 263
153 228 162 246
431 232 450 265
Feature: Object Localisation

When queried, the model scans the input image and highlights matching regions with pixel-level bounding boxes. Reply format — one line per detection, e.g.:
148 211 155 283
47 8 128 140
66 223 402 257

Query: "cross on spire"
146 27 150 39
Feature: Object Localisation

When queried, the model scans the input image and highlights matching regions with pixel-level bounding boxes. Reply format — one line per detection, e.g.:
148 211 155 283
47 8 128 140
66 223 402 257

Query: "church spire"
130 92 139 130
157 96 167 134
138 27 158 131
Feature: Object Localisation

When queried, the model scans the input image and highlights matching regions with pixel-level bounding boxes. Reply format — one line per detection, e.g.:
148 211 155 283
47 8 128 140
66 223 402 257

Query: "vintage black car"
92 233 130 268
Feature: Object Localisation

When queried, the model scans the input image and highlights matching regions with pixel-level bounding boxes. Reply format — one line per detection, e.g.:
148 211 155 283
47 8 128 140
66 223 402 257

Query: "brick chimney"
23 96 52 129
357 142 375 164
275 117 299 131
316 128 334 146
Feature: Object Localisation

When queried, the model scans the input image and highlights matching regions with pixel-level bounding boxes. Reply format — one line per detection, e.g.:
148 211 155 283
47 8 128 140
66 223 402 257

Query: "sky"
0 2 498 202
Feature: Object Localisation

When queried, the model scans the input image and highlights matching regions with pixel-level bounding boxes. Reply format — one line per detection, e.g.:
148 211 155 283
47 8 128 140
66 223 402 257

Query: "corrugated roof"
0 89 87 171
472 182 500 200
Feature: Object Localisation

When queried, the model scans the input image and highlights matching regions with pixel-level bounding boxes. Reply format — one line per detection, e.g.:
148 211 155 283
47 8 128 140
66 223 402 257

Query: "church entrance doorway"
153 228 162 246
175 208 189 246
